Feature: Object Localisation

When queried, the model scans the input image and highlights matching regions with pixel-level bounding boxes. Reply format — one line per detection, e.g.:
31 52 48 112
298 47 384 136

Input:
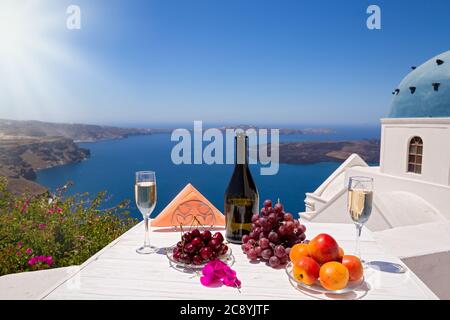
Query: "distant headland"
216 125 335 135
260 140 380 164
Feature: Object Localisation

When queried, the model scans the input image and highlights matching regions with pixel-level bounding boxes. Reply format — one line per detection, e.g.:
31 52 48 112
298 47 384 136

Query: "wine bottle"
224 132 259 243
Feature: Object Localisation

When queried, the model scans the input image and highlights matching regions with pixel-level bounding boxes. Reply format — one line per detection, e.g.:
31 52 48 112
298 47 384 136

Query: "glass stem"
355 224 362 261
144 217 150 247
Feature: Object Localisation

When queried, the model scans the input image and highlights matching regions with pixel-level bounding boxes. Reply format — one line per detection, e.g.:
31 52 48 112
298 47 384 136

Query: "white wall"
380 118 450 186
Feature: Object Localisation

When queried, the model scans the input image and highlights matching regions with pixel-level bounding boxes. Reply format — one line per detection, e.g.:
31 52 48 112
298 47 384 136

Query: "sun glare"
0 1 48 68
0 8 28 55
0 0 85 120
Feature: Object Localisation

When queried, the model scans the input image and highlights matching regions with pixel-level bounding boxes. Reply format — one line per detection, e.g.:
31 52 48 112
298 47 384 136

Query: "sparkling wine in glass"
347 176 373 263
135 171 157 254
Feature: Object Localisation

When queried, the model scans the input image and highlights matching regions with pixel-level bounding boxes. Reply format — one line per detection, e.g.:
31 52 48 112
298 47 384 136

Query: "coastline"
1 119 378 196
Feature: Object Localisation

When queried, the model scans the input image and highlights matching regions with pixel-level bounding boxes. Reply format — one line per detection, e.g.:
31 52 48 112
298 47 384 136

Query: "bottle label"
229 198 253 206
229 222 252 232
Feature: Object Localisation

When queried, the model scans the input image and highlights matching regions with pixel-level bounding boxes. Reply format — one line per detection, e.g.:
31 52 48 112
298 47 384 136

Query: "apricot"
290 243 310 265
293 256 320 285
308 233 340 264
342 255 363 281
319 261 349 291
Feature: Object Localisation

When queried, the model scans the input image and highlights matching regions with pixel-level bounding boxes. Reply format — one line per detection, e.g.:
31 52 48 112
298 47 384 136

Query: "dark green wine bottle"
224 132 259 243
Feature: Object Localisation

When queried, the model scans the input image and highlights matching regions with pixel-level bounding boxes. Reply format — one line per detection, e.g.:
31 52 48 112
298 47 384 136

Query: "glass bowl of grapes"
166 229 234 270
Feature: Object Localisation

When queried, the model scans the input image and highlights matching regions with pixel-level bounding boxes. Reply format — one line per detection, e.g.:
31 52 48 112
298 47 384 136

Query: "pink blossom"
21 199 30 213
28 257 37 266
48 207 62 214
17 241 23 248
16 251 22 257
200 260 241 288
25 248 33 255
39 224 46 230
45 256 53 265
27 255 53 267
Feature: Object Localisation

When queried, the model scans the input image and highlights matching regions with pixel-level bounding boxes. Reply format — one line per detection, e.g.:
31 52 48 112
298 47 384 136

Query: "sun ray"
0 0 100 121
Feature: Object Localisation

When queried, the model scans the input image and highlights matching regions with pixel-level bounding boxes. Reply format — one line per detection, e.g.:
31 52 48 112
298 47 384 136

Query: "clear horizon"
1 0 449 125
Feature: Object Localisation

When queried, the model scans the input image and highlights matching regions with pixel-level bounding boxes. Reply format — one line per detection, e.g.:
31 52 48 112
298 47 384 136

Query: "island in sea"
0 119 379 195
275 140 380 164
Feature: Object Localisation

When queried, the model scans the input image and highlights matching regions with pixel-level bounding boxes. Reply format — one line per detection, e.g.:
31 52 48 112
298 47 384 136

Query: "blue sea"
36 126 380 220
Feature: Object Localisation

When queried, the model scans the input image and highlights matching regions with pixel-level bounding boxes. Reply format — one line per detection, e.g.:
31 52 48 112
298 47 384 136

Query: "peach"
319 261 349 291
290 243 310 266
308 233 340 264
342 255 363 282
293 256 320 285
338 247 345 262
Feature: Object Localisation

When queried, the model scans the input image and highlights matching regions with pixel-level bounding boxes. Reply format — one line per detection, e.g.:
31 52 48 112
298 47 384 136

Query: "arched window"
408 136 423 174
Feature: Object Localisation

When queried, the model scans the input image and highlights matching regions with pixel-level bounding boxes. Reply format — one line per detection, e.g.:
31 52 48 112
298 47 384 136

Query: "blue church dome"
388 50 450 118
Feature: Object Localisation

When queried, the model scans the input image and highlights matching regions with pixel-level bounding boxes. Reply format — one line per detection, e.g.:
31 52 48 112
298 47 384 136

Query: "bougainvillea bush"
0 177 137 276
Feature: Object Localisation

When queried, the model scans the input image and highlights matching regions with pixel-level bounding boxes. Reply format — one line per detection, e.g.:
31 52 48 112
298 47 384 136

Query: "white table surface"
40 222 438 300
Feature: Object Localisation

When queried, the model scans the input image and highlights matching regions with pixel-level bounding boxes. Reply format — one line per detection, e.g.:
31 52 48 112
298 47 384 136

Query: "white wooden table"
40 222 437 300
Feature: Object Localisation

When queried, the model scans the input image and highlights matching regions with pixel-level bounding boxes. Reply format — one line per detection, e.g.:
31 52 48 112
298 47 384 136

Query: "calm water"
37 126 380 219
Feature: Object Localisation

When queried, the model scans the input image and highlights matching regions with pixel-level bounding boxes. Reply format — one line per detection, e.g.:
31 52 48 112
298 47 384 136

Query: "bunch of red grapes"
172 229 229 265
241 199 307 268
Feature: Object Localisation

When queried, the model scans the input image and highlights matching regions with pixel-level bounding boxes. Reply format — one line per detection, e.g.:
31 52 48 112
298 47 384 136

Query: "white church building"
300 50 450 299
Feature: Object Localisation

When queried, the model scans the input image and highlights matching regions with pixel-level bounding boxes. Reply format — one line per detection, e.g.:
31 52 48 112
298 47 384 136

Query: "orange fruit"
290 243 310 266
342 255 363 281
292 256 320 285
319 261 349 291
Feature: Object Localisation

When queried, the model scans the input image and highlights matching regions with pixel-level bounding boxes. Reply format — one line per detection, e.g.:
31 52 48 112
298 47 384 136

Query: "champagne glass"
347 176 373 263
135 171 157 254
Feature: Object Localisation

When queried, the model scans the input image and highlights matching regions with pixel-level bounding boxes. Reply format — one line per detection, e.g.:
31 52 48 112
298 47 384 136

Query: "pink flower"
39 224 46 230
200 260 241 288
48 207 62 214
25 248 33 255
16 251 22 256
45 256 53 265
17 241 23 248
28 257 37 266
21 199 30 213
27 255 53 267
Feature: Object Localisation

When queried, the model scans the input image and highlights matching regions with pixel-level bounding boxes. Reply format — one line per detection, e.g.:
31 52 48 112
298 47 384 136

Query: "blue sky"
1 0 449 126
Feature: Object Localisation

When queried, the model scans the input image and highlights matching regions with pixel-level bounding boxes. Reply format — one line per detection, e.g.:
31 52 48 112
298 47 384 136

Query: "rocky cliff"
0 136 90 195
0 118 158 195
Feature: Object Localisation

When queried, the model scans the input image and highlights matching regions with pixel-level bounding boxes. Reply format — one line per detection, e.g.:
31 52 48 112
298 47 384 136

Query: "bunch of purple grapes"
172 229 228 265
241 199 307 268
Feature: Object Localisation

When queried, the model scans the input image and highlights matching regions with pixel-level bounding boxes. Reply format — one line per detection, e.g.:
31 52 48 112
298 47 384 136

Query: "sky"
0 0 449 126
